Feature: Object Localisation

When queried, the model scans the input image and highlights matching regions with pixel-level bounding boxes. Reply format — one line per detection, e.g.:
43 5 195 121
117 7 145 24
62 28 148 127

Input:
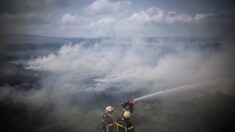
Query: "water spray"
133 84 196 102
133 78 234 102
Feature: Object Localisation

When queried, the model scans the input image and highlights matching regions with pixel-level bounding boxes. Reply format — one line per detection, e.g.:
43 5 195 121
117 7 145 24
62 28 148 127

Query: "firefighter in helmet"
102 106 114 132
116 111 134 132
122 99 135 113
115 99 135 132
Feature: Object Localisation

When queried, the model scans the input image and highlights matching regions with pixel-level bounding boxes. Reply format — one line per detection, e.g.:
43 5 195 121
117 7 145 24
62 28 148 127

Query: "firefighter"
116 111 134 132
121 111 132 127
102 106 114 132
122 99 135 113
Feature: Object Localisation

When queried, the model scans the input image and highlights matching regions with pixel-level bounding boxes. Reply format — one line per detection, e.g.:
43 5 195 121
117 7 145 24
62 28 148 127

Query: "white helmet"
105 106 113 112
123 111 131 118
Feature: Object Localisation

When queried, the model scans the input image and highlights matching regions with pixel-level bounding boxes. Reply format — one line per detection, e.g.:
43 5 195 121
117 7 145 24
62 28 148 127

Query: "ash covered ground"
0 35 235 132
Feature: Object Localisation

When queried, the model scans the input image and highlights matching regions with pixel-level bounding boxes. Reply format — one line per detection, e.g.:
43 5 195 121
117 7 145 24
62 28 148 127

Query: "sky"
0 0 234 37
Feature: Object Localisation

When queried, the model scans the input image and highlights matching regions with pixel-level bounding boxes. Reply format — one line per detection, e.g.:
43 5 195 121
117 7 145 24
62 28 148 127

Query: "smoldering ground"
0 35 235 132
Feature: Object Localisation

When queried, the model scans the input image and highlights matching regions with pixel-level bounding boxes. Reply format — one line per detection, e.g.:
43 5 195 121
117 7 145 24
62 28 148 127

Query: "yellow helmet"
123 111 131 118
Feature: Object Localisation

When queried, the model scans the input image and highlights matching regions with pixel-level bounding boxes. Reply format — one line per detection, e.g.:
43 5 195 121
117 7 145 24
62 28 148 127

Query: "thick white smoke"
27 38 235 95
0 37 234 132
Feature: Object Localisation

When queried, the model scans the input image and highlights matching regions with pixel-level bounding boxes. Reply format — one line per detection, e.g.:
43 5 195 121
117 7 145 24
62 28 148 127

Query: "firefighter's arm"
102 114 108 124
122 102 128 108
112 102 124 109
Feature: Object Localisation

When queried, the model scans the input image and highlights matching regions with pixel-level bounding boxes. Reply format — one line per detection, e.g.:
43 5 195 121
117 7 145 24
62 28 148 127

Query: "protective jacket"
122 102 134 113
102 112 114 132
115 117 134 132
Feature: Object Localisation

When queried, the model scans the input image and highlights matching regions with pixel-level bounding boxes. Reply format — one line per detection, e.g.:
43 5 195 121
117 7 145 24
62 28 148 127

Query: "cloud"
127 7 212 23
197 9 235 22
53 7 235 37
62 13 77 24
89 17 116 27
1 0 234 37
85 0 132 14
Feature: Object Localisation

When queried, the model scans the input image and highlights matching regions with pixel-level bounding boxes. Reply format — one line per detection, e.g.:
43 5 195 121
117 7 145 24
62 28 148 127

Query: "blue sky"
0 0 234 37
